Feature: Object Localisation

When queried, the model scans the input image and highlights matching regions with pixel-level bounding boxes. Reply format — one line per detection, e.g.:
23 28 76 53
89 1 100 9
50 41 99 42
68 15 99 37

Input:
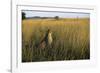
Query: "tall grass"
22 18 90 62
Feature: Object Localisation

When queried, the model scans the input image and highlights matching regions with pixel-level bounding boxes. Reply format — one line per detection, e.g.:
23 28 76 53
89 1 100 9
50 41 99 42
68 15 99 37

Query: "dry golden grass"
22 18 90 62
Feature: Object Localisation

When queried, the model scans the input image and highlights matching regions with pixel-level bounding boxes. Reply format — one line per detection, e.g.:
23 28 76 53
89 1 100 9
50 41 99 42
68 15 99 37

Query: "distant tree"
22 12 26 20
54 16 59 20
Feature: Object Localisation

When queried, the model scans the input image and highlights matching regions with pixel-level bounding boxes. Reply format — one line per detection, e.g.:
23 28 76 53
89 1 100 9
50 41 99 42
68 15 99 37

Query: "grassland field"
22 18 90 62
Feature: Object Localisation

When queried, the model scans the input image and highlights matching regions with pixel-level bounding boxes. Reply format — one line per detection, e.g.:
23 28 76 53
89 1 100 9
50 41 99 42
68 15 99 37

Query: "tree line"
22 12 60 20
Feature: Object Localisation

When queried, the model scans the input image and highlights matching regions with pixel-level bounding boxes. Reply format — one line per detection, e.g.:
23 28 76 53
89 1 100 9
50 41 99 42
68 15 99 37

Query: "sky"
22 10 90 18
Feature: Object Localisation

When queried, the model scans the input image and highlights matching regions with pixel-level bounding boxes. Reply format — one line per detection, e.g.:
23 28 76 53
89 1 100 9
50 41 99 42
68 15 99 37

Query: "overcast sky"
22 10 90 18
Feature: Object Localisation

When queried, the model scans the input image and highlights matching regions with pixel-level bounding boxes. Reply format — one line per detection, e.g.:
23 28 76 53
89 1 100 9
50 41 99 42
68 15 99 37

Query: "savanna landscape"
22 11 90 62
